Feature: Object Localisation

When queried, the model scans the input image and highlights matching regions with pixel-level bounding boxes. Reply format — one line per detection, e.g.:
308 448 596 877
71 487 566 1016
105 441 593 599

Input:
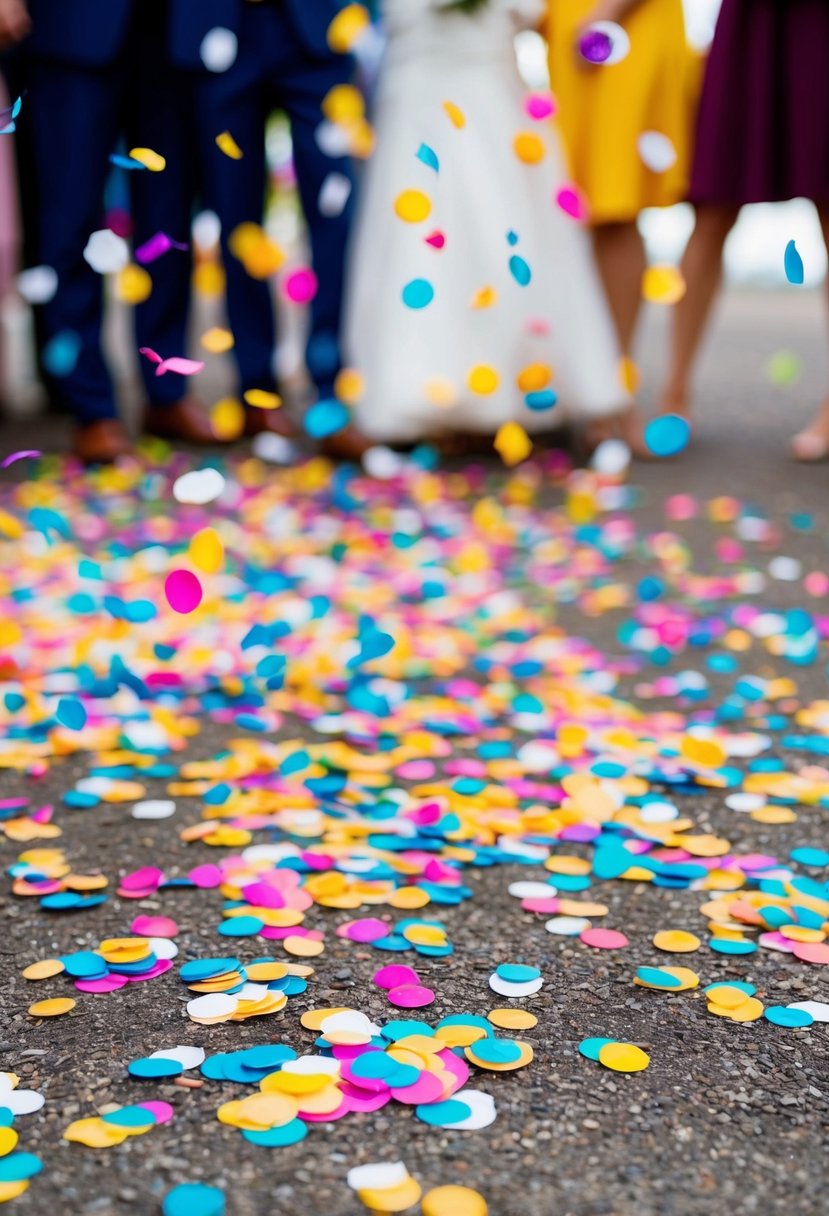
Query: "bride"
344 0 628 448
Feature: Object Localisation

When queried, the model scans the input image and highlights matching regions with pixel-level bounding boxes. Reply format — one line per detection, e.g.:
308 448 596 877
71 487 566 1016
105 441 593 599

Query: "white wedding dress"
344 0 627 443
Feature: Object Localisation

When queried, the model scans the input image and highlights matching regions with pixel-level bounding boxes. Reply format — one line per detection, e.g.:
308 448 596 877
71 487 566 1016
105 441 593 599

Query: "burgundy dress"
690 0 829 205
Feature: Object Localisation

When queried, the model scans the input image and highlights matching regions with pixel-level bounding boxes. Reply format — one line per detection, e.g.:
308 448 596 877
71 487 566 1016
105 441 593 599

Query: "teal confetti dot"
764 1005 813 1028
128 1057 184 1079
304 398 349 439
163 1183 226 1216
415 142 439 173
525 389 557 411
242 1119 308 1147
55 696 86 731
402 278 434 310
578 1037 617 1061
509 254 531 286
644 413 690 457
784 239 804 285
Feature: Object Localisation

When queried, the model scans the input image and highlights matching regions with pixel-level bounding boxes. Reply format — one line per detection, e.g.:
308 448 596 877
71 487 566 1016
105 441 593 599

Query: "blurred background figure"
346 0 626 448
15 0 210 462
171 0 360 450
658 0 829 462
547 0 696 366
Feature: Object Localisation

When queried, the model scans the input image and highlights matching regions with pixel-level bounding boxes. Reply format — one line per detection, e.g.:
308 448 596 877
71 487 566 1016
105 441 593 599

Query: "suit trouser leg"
279 54 355 398
28 59 126 424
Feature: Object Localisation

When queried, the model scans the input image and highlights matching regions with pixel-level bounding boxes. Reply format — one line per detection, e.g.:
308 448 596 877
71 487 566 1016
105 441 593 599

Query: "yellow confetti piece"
193 261 225 297
619 355 640 394
28 997 76 1017
188 527 224 575
128 146 165 172
464 1040 534 1071
468 365 499 395
642 264 686 305
115 264 152 304
652 929 700 953
0 1127 18 1157
243 389 282 410
487 1008 538 1031
200 326 234 354
443 100 466 129
334 367 364 405
394 189 431 224
470 286 497 310
517 362 552 392
283 935 325 958
494 421 532 467
358 1178 423 1213
0 1181 28 1203
63 1118 128 1147
513 132 545 164
22 958 64 981
228 223 285 279
598 1042 650 1072
680 735 726 769
424 377 458 408
215 130 243 159
327 3 370 53
422 1187 488 1216
210 397 245 441
322 83 365 125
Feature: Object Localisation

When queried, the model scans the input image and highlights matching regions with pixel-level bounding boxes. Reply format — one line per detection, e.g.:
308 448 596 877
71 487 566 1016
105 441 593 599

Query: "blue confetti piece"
163 1183 225 1216
506 230 519 246
128 1057 184 1079
304 397 349 439
42 330 82 378
509 254 531 286
578 1037 617 1061
784 239 804 285
401 278 434 309
415 142 439 172
524 389 557 411
0 1153 42 1183
764 1005 813 1028
55 696 87 731
242 1119 308 1147
644 413 691 457
109 153 147 170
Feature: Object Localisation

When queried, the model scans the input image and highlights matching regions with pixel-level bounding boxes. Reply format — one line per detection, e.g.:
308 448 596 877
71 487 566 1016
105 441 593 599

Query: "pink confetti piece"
580 927 629 949
282 267 318 304
373 964 419 990
139 348 205 378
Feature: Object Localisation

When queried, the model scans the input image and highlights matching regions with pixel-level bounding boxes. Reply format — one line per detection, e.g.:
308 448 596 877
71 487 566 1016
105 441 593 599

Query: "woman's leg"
592 220 646 357
790 204 829 460
659 203 740 415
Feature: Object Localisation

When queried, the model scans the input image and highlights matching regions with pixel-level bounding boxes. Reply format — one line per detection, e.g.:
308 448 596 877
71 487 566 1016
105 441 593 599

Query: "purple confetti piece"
135 232 188 264
2 449 42 468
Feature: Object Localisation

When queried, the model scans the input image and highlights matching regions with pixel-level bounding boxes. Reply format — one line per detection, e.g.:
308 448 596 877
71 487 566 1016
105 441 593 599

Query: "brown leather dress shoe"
72 419 132 464
320 424 373 461
243 407 297 439
144 397 217 444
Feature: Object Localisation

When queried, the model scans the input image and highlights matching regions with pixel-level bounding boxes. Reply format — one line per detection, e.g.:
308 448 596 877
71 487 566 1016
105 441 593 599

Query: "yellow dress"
547 0 697 223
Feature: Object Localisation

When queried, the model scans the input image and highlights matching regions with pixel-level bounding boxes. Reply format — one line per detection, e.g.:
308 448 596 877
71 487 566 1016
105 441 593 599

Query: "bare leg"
790 204 829 461
584 221 646 452
592 220 647 358
659 203 740 415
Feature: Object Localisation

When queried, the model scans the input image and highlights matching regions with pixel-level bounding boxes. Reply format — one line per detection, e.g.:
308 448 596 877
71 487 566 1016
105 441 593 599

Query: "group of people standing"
0 0 828 464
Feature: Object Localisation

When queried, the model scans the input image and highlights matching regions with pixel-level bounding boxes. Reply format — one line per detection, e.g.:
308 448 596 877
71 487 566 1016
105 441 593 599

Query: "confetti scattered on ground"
2 439 828 1212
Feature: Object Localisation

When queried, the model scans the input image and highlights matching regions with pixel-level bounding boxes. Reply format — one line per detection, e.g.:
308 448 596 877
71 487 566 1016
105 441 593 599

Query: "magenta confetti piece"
373 963 419 989
165 569 203 614
137 1100 174 1124
386 983 435 1008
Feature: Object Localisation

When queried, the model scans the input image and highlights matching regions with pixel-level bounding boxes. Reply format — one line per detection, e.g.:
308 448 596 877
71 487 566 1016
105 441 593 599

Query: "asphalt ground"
1 288 829 1216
